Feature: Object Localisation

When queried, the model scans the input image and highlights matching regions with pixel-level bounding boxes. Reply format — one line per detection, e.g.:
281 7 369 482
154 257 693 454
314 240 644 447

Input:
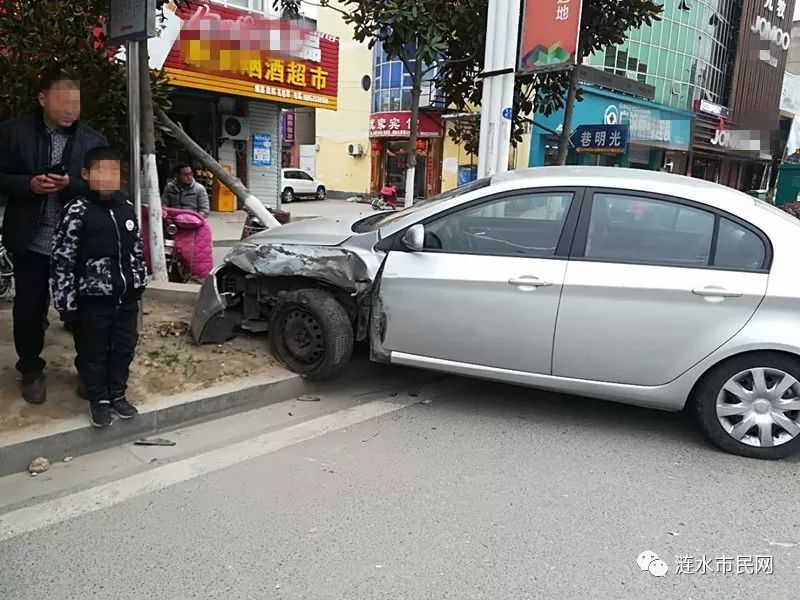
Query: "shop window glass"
604 49 616 67
390 89 402 111
381 64 390 84
380 90 391 111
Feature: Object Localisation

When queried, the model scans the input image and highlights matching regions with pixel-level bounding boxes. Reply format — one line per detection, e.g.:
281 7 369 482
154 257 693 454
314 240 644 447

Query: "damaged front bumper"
192 242 375 345
191 266 242 344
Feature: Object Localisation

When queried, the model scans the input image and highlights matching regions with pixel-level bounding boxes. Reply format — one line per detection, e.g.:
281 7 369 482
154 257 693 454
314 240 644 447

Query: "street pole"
127 40 142 223
477 0 521 179
126 39 142 328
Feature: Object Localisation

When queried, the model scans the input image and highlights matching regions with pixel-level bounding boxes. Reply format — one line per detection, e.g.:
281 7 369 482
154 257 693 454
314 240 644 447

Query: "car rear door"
378 188 582 375
552 189 770 386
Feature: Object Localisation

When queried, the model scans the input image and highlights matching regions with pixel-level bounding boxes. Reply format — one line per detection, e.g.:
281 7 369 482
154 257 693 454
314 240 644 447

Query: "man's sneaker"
89 402 113 428
111 398 138 420
21 375 46 405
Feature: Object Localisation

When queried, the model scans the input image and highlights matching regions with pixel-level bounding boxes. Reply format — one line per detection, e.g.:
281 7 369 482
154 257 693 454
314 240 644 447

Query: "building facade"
531 0 797 192
158 0 338 209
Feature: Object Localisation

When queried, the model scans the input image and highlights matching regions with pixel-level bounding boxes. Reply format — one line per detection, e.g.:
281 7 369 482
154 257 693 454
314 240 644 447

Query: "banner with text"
519 0 583 74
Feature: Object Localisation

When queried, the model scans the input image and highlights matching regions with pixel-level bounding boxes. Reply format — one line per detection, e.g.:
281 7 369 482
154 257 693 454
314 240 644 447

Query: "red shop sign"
369 111 443 139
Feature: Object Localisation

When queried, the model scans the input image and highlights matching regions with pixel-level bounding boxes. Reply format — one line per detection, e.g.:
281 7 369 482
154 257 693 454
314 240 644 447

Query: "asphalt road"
2 367 800 599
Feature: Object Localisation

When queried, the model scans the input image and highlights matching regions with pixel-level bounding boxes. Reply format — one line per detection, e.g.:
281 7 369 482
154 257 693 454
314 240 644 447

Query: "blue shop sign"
536 85 692 151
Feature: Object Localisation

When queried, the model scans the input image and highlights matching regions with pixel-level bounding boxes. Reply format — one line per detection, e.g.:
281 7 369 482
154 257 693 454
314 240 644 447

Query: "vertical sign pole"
126 39 143 329
127 39 142 222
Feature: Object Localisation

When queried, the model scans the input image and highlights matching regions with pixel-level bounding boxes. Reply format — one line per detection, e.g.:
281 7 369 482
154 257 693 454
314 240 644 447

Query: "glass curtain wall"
587 0 741 110
372 44 437 112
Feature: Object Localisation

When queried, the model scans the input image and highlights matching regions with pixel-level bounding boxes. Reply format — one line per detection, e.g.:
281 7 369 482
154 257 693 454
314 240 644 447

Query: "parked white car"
281 168 326 203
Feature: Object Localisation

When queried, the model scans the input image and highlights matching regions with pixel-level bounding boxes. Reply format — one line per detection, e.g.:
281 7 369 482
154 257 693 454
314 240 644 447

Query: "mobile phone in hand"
36 163 67 177
47 163 67 177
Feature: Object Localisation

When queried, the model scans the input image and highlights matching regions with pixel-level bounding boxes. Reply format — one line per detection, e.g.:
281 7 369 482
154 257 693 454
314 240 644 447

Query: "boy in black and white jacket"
51 146 147 428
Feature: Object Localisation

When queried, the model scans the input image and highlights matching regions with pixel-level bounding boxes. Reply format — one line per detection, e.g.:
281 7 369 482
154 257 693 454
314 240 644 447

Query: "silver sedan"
194 167 800 459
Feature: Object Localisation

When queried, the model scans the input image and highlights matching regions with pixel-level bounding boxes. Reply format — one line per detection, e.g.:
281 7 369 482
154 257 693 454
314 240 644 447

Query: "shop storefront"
159 3 339 209
529 85 693 172
687 100 771 191
369 111 444 198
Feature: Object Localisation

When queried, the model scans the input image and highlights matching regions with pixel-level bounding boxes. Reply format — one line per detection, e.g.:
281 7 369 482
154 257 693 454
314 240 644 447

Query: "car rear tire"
269 288 353 381
693 352 800 459
282 188 294 203
316 186 326 200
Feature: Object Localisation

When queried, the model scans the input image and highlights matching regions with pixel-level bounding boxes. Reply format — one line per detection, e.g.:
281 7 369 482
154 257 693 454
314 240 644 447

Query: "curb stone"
0 372 306 477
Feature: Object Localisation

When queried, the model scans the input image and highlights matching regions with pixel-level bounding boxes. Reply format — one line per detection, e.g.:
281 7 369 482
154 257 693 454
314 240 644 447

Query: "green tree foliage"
277 0 661 155
0 0 193 152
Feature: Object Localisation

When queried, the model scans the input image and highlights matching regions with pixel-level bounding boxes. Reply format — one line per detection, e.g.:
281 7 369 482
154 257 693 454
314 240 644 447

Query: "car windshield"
351 178 492 233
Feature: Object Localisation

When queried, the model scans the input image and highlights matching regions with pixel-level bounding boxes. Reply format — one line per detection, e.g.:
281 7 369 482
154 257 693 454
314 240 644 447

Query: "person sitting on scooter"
161 163 210 218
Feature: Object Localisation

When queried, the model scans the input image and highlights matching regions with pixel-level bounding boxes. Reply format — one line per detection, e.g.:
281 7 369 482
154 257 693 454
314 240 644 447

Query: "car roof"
491 166 757 213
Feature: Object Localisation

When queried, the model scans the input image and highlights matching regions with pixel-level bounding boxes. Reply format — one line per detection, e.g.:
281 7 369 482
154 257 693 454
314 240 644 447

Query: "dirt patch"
0 297 288 437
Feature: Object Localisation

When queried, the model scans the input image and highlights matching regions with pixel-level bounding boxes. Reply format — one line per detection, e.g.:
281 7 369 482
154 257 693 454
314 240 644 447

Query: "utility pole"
139 42 168 282
126 40 142 222
477 0 521 179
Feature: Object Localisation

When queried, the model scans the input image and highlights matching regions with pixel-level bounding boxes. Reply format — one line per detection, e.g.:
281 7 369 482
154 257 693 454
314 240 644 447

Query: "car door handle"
509 276 552 288
692 286 744 298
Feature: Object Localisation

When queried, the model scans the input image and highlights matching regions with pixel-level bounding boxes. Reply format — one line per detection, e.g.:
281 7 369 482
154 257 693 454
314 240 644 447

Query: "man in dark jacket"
0 67 106 404
161 163 210 218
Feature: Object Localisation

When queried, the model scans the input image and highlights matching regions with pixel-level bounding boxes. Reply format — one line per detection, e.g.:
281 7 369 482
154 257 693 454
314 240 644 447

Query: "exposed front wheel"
282 188 295 203
693 353 800 459
316 186 327 200
269 289 353 381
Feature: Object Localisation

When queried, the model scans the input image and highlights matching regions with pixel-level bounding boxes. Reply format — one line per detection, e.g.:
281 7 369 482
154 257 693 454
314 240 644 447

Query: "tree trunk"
154 106 280 229
556 66 579 166
405 58 424 208
139 43 168 282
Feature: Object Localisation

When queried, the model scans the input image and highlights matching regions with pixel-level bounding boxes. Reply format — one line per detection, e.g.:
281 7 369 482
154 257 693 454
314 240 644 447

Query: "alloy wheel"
716 367 800 448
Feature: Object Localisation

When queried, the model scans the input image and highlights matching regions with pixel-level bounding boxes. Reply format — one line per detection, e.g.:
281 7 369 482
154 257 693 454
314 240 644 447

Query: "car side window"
585 193 715 267
297 171 313 181
283 171 296 180
423 192 574 258
714 218 766 271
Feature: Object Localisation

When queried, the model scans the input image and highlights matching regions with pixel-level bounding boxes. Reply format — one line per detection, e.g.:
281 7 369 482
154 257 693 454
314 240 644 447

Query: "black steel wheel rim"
281 308 324 367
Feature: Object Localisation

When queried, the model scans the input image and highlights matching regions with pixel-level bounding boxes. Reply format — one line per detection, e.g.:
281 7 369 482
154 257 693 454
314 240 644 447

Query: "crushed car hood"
226 243 372 292
242 216 358 247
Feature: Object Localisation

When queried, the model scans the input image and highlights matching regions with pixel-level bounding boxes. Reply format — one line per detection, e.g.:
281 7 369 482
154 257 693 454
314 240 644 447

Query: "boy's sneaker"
111 398 138 420
90 402 113 428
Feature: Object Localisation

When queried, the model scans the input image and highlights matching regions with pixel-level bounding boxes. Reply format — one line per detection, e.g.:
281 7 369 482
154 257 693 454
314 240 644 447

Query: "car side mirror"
401 224 425 252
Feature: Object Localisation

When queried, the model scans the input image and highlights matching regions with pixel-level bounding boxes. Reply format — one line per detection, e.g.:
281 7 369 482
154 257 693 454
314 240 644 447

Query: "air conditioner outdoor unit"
348 143 364 157
221 115 249 141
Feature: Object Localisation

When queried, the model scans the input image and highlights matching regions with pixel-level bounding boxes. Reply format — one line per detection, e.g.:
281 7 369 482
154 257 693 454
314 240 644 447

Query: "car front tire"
269 288 353 381
316 186 326 200
282 188 294 203
693 352 800 459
